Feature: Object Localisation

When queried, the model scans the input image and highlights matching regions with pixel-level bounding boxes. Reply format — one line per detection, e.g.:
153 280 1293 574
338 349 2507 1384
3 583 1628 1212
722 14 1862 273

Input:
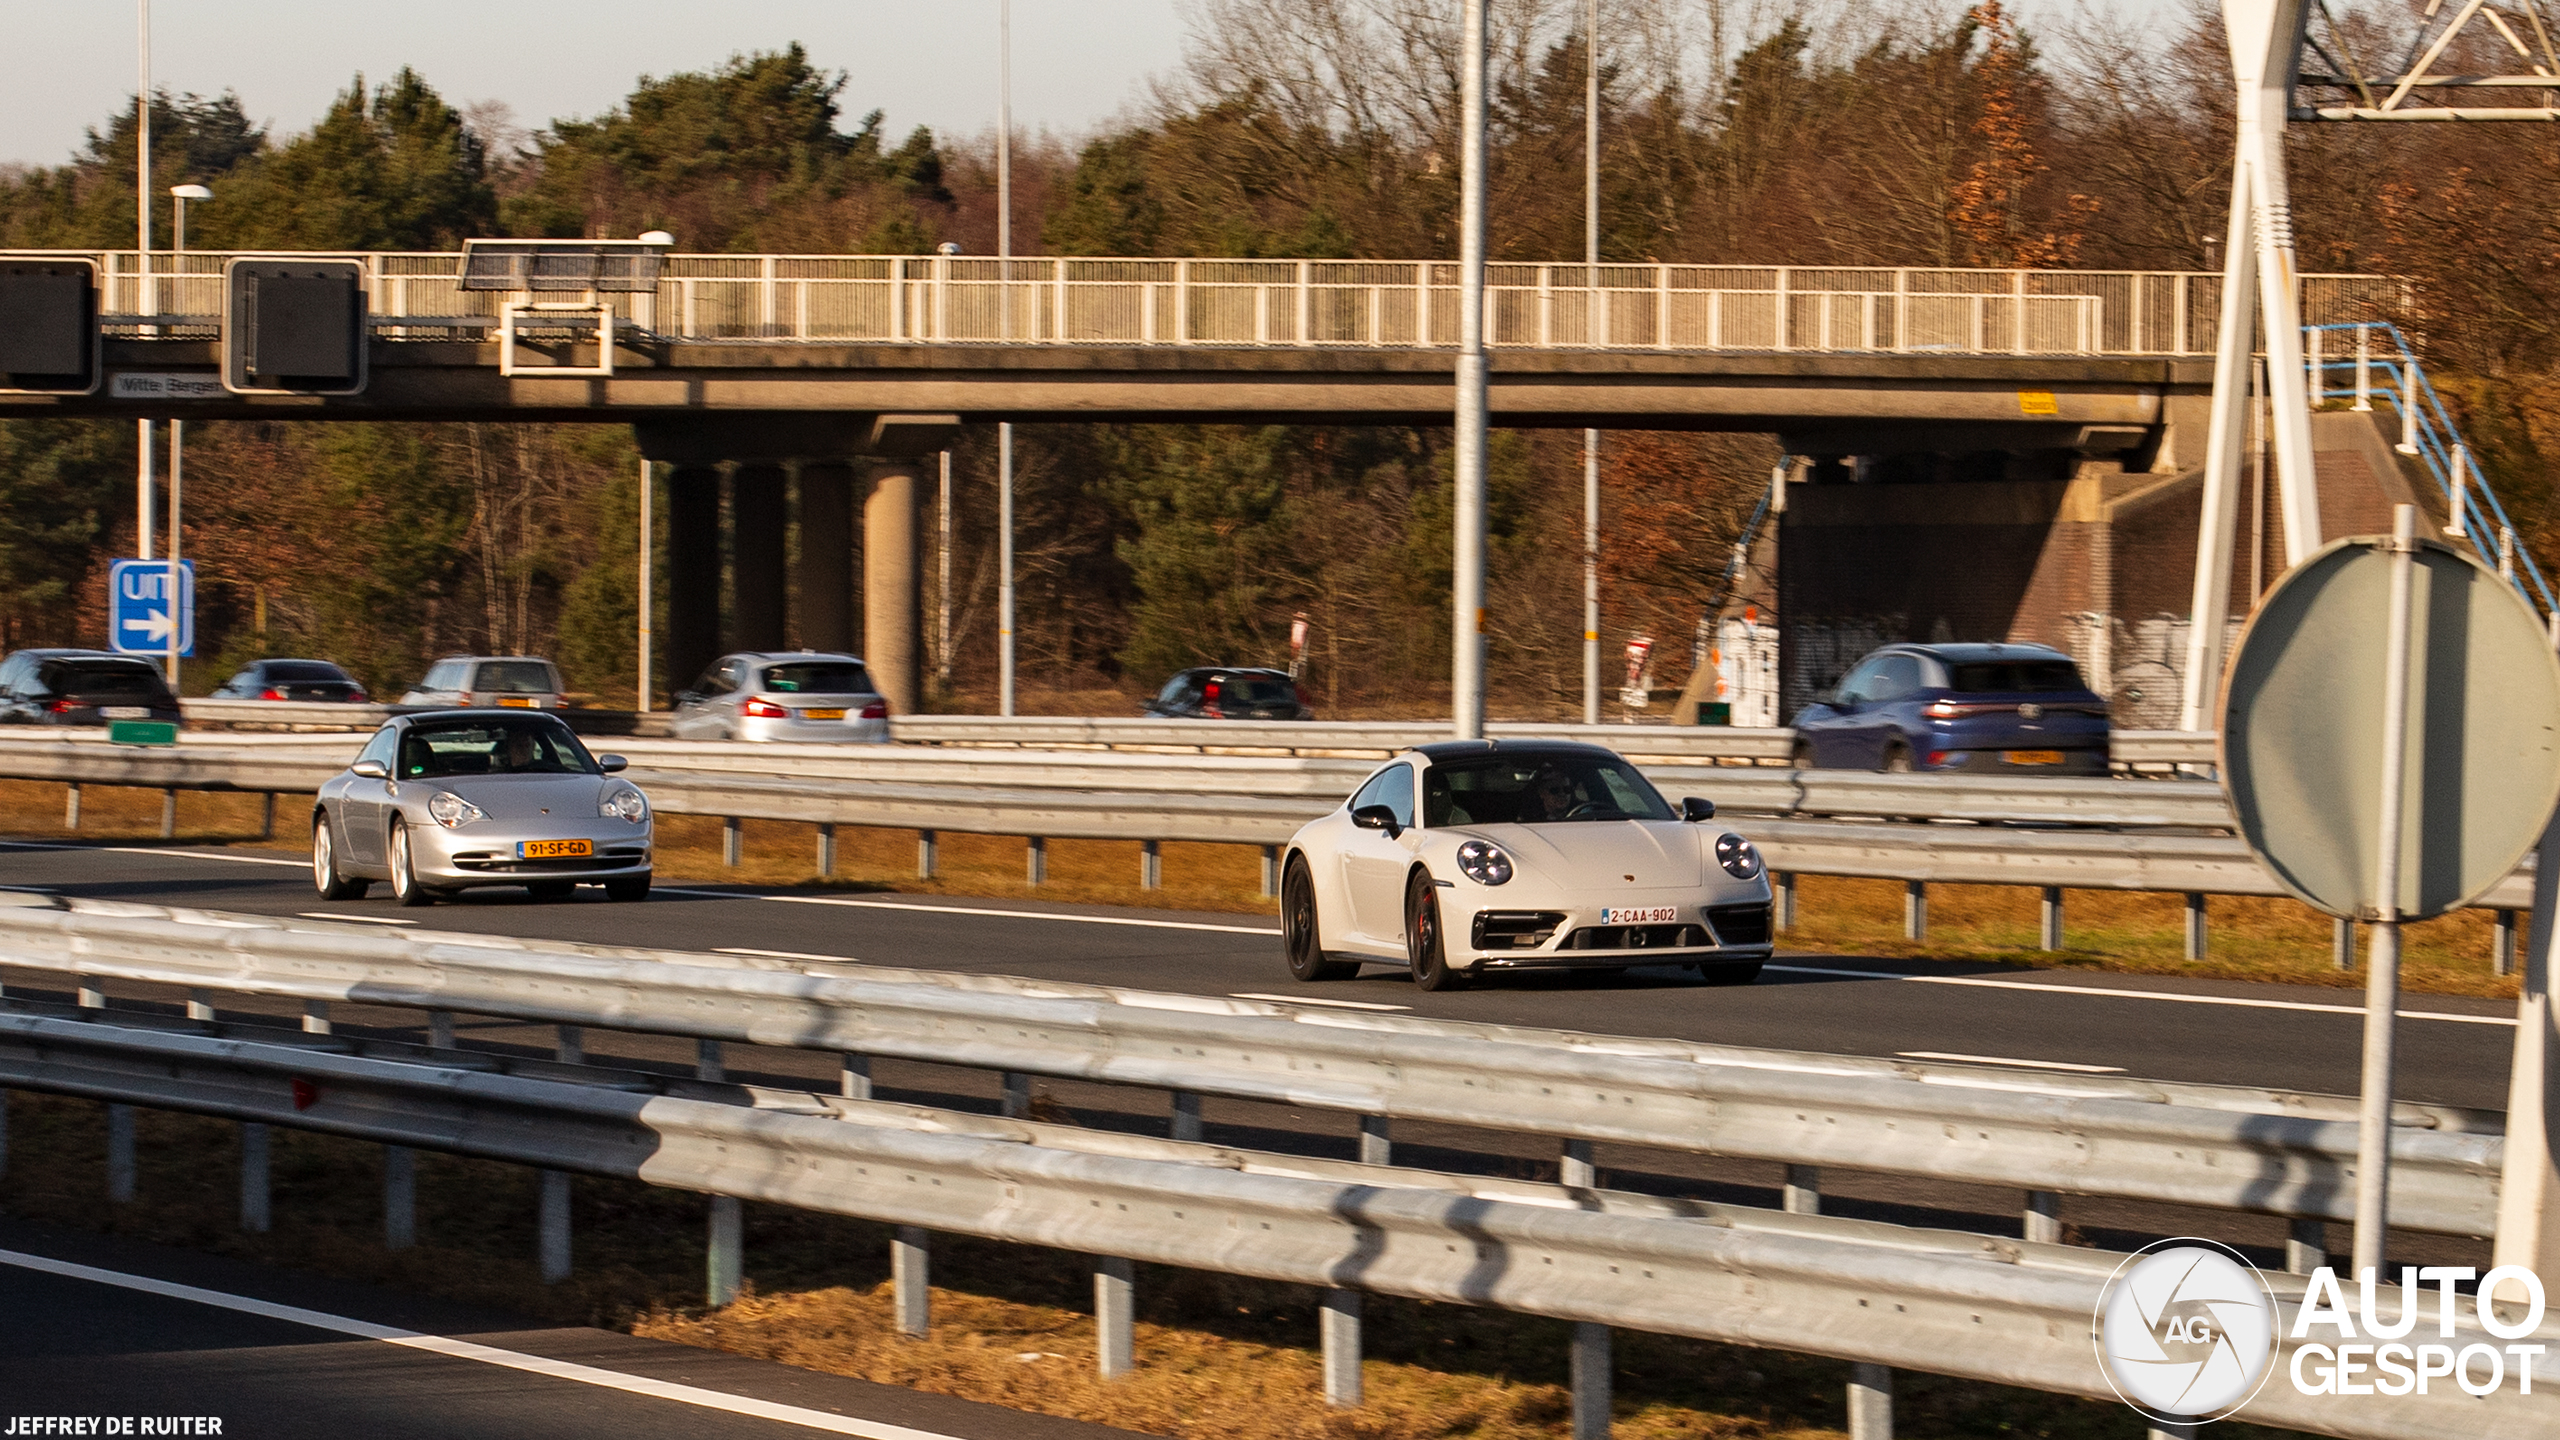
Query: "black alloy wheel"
1405 871 1466 992
1283 856 1357 981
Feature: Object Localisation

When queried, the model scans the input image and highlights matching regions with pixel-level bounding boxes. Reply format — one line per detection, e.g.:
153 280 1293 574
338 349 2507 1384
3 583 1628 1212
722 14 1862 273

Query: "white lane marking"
1223 983 1413 1009
0 839 307 869
718 946 866 965
1768 963 2515 1026
1897 1050 2126 1074
663 888 1279 936
1228 991 1413 1012
0 1247 969 1440
297 912 418 927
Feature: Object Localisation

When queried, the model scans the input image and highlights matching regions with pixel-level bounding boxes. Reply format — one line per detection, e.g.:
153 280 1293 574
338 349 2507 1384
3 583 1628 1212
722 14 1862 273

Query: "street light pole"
1581 0 1601 726
997 0 1017 717
165 183 209 688
1452 0 1490 739
135 0 154 567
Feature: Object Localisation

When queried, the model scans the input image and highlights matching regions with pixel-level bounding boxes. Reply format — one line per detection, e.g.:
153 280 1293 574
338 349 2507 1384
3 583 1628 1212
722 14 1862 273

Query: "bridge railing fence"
56 248 2401 358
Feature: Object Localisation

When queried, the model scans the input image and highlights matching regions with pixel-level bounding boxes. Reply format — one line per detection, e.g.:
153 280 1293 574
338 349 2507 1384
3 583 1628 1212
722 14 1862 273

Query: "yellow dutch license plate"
496 697 535 708
517 839 593 859
2004 749 2065 766
801 708 846 721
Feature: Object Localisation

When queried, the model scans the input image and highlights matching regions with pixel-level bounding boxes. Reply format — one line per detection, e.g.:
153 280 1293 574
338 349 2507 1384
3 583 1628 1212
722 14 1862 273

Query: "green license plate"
108 720 178 746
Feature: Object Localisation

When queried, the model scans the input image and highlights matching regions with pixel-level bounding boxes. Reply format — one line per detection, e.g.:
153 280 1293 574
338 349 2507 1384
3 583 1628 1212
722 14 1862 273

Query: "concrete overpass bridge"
0 249 2402 712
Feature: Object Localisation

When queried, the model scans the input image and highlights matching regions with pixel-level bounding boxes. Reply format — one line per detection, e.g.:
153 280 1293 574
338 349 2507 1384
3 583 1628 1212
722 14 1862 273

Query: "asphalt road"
0 1216 1140 1440
0 837 2518 1111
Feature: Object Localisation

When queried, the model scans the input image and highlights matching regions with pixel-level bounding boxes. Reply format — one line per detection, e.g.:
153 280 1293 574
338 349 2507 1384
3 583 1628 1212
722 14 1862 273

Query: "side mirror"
350 759 389 779
1351 804 1403 839
1681 796 1716 822
596 755 628 773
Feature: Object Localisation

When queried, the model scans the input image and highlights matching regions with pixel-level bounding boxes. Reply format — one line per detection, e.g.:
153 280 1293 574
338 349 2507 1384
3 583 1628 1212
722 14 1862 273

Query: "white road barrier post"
696 1039 724 1083
723 816 742 867
1095 1256 1136 1378
65 783 81 830
1026 836 1046 886
2040 886 2063 950
538 1170 572 1282
384 1144 415 1249
1170 1090 1201 1143
159 788 176 839
1782 1165 1820 1215
817 823 836 878
1140 839 1162 891
1570 1319 1612 1440
840 1053 872 1100
2495 909 2519 978
1260 845 1279 898
107 1104 135 1202
2183 893 2207 960
1561 1138 1596 1189
917 829 937 879
2023 1190 2061 1245
1849 1363 1893 1440
2334 916 2355 971
892 1226 930 1335
302 1000 330 1036
1776 872 1797 931
707 1195 742 1306
239 1122 268 1232
186 989 214 1023
1358 1115 1391 1166
1001 1072 1031 1119
1903 881 1926 942
1320 1287 1362 1406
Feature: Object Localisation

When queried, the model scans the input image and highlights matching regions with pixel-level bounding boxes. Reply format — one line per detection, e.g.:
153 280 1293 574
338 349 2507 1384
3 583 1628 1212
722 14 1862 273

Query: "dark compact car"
1789 642 2109 775
1144 667 1312 721
211 658 370 703
0 649 182 727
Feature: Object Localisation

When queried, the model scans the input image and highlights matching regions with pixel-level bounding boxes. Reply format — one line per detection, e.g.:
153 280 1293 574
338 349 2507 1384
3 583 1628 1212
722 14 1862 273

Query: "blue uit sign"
109 558 195 657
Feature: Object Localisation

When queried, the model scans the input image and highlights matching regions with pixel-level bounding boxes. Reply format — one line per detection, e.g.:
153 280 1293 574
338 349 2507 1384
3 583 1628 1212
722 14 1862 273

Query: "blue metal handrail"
2306 321 2555 618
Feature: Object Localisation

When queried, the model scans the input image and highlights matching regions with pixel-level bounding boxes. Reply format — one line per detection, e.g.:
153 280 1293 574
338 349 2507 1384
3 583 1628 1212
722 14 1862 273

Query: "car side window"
1835 657 1887 703
717 660 747 693
356 726 397 771
422 661 460 691
1869 655 1924 702
1349 764 1415 830
0 654 26 696
1154 674 1191 706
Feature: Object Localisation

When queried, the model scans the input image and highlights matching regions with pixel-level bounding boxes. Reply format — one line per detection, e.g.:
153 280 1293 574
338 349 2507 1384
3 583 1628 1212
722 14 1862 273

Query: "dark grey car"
0 649 182 727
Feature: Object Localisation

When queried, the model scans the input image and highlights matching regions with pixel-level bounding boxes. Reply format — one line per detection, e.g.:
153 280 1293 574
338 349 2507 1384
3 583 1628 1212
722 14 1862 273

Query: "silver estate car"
400 656 565 710
670 652 889 743
312 711 653 906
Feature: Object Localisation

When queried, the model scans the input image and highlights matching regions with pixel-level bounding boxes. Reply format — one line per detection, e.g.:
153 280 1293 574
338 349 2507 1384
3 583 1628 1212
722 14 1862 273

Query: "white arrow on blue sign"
109 558 195 657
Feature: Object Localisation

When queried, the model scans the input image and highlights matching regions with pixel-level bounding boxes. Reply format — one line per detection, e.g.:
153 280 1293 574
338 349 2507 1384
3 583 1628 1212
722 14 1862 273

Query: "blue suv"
1790 642 2109 775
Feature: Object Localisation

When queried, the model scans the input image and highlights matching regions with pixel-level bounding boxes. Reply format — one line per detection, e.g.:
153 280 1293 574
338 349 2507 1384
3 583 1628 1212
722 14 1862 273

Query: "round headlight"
600 787 648 824
1714 832 1763 879
1455 839 1513 886
426 791 484 829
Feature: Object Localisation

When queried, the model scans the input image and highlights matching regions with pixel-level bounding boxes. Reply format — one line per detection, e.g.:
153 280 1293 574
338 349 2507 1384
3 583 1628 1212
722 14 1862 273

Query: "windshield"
1423 754 1675 826
1948 660 2085 694
760 663 871 694
264 661 350 683
42 663 171 700
397 720 597 778
471 661 556 694
1217 676 1297 705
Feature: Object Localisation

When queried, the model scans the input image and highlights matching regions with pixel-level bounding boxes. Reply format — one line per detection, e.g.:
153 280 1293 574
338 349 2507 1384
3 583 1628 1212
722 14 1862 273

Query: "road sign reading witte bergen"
108 559 195 658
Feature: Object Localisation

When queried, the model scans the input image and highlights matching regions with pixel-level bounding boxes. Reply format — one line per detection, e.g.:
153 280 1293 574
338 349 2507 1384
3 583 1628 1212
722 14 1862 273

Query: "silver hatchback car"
312 712 653 905
400 655 565 711
670 652 889 743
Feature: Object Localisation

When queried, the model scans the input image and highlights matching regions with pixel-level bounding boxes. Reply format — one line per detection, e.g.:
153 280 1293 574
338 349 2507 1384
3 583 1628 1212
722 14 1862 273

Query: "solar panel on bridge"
460 241 666 294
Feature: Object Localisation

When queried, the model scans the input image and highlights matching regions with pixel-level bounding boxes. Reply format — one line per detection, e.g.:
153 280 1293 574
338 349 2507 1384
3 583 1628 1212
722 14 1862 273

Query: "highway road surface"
0 1216 1140 1440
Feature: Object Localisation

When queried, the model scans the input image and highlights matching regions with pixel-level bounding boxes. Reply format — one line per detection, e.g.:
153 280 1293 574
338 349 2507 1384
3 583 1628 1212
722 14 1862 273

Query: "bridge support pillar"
864 459 923 719
666 465 723 692
732 463 789 652
798 462 858 654
893 1225 931 1335
240 1123 270 1233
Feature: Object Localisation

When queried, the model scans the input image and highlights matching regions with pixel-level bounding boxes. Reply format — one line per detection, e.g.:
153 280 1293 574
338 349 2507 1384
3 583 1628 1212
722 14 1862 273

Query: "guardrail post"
78 978 105 1011
841 1053 872 1100
707 1195 742 1306
817 823 836 878
186 989 215 1023
2496 910 2519 977
2182 893 2207 960
1358 1114 1391 1166
1094 1256 1136 1379
1320 1287 1362 1406
1140 840 1162 891
893 1226 931 1335
1781 1165 1820 1215
918 830 938 879
538 1170 572 1282
1569 1321 1611 1440
1848 1362 1892 1440
696 1039 725 1083
427 1010 455 1049
106 1104 135 1202
239 1123 269 1232
2287 1217 2327 1274
259 793 276 841
1260 845 1279 898
555 1026 582 1064
1561 1138 1596 1188
1775 872 1797 931
2335 917 2356 971
303 1001 331 1036
2039 887 2063 950
1002 1072 1031 1119
1026 836 1047 886
1170 1090 1202 1142
722 817 742 867
160 788 177 839
2023 1189 2061 1244
384 1145 416 1250
64 783 80 830
1903 882 1926 943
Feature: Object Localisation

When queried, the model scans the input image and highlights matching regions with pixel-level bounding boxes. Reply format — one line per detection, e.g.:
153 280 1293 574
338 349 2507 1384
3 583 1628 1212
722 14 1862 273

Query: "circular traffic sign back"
2221 534 2560 921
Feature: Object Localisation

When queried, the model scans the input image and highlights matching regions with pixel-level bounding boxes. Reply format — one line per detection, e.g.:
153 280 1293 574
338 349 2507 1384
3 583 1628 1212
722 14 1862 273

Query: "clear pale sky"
3 0 2190 170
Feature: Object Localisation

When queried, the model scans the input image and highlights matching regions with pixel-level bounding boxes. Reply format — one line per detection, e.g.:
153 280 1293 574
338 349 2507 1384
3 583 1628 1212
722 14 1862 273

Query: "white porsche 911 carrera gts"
1280 740 1774 991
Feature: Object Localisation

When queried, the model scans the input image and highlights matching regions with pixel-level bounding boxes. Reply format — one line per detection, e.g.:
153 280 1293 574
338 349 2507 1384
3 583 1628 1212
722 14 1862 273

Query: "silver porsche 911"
1279 740 1774 991
311 711 654 905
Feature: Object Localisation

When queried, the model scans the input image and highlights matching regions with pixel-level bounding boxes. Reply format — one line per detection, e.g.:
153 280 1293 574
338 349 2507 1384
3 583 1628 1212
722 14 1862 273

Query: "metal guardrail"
0 1009 2536 1438
0 897 2503 1236
68 249 2394 358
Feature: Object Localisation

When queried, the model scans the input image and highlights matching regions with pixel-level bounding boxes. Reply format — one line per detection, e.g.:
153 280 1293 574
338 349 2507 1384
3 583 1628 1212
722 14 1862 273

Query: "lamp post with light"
163 182 210 686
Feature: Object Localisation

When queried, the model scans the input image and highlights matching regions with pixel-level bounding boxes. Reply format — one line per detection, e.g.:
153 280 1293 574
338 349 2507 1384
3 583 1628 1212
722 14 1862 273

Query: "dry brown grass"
0 1092 2245 1440
0 777 2525 997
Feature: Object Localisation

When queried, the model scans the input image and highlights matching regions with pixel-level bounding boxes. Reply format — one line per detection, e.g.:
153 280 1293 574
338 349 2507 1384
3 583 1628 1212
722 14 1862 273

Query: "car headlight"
1455 839 1513 886
1714 832 1764 879
600 787 648 824
426 791 485 829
